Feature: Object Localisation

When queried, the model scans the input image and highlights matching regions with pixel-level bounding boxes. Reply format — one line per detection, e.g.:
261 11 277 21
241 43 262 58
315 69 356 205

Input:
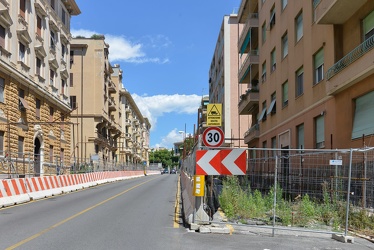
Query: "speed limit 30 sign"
202 127 224 147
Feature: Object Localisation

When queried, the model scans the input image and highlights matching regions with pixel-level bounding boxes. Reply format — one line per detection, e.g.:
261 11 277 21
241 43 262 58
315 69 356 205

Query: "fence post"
344 148 353 236
272 154 278 237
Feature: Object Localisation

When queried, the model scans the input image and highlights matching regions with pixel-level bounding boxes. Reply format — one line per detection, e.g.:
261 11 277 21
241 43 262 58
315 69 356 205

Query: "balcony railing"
243 123 260 144
326 35 374 80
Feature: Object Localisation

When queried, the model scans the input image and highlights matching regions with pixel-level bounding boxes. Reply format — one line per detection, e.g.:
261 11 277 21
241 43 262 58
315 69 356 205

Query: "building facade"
0 0 80 177
209 14 250 148
69 37 122 170
118 87 151 168
237 0 374 153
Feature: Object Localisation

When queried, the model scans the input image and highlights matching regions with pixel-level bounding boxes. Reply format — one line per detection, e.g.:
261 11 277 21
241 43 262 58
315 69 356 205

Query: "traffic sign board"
196 149 247 175
202 127 224 147
207 103 222 126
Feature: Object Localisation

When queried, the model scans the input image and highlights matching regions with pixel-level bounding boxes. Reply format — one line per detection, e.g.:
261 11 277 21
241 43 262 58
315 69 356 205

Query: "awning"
267 99 276 115
258 108 267 121
19 97 29 109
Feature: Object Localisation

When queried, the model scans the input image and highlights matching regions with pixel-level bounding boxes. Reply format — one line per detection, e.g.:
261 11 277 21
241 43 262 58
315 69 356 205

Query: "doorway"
34 137 41 176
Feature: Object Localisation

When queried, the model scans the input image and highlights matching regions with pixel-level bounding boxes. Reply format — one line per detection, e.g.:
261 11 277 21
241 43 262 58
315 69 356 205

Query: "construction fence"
180 144 374 235
0 151 146 179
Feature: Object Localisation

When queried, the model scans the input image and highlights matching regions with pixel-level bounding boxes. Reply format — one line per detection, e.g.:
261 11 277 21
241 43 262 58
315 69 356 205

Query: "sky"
71 0 241 149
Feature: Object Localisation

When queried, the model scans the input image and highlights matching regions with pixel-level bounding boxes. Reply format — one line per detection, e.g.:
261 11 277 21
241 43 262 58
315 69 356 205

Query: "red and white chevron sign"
196 149 247 175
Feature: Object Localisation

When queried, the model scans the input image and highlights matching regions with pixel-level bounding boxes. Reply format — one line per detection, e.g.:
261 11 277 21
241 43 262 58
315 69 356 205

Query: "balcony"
108 97 116 111
239 50 259 84
108 81 116 94
244 124 260 145
238 88 259 115
238 0 258 23
238 14 258 51
326 35 374 95
125 119 131 126
314 0 366 24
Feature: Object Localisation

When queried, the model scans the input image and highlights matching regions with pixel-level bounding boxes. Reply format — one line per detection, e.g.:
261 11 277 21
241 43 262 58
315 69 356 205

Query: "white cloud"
132 93 202 131
154 129 183 149
70 29 169 64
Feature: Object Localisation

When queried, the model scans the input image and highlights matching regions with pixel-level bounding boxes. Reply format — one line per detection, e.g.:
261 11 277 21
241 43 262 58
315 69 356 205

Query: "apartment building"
196 95 209 137
69 37 122 170
209 14 250 148
0 0 80 177
118 87 151 167
237 0 374 152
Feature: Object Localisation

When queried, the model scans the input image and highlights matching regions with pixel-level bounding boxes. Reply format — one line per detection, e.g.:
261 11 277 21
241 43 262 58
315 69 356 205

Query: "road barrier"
0 170 159 207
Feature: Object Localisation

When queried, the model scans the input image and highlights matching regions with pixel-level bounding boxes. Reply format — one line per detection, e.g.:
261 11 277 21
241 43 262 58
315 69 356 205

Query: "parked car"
170 169 177 174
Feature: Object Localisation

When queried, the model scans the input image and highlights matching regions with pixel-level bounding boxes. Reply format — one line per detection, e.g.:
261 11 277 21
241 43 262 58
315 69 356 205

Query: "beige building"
70 37 122 170
0 0 80 177
237 0 374 152
209 14 250 148
118 87 151 168
69 38 150 170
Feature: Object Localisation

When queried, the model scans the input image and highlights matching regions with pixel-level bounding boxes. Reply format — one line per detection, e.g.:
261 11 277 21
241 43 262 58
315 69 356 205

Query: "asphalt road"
0 174 372 250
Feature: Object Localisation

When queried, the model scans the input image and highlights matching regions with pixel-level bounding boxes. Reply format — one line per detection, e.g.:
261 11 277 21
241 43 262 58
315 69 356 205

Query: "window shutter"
352 91 374 139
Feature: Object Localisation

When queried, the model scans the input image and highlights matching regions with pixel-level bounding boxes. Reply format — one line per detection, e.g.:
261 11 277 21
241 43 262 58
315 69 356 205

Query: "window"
363 11 374 40
295 12 303 42
61 79 66 95
36 15 42 37
0 131 3 155
270 6 276 30
18 136 24 158
282 81 288 107
19 42 26 62
20 0 26 18
50 30 55 50
297 123 304 152
70 50 74 65
271 48 276 72
352 91 374 139
315 115 325 148
271 136 277 157
262 141 267 159
282 0 288 10
36 57 41 76
61 44 66 60
0 25 5 48
262 22 266 44
0 77 4 103
49 106 54 122
282 32 288 58
259 101 267 121
61 9 66 25
19 88 25 98
314 48 324 84
36 98 41 119
262 61 267 82
267 92 276 115
70 96 77 109
50 69 55 86
50 0 55 10
70 73 73 86
296 67 304 97
49 145 53 162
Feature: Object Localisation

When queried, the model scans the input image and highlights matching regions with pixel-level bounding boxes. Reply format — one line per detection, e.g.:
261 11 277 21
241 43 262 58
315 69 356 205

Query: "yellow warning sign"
207 103 222 127
193 175 205 196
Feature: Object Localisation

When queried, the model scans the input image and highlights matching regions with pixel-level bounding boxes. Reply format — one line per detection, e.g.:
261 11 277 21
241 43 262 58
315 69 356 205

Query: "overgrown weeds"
218 176 374 233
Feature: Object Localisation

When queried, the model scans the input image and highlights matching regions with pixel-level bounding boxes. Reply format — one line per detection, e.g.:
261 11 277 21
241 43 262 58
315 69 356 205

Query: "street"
0 174 372 250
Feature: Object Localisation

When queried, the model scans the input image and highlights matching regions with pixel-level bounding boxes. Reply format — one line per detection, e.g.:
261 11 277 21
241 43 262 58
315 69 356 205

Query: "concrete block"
332 234 355 243
210 226 230 234
199 226 211 234
190 223 200 231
